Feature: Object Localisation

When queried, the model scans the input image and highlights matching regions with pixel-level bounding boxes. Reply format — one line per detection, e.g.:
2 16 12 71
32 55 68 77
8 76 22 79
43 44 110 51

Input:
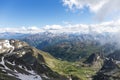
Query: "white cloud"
0 20 120 34
27 26 39 30
62 0 107 12
43 25 63 30
42 19 120 33
0 26 44 34
62 0 120 20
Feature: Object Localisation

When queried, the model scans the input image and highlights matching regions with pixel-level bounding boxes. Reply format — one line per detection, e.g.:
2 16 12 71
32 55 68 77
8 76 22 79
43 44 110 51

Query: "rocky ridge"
0 39 67 80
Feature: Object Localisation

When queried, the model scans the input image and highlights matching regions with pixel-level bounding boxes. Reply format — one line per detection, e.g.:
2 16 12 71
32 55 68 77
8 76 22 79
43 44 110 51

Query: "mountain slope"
0 39 67 80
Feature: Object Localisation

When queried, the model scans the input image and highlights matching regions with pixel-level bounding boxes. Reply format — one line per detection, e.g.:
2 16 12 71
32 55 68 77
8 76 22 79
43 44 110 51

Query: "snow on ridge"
17 73 42 80
0 39 42 80
0 40 14 54
0 56 42 80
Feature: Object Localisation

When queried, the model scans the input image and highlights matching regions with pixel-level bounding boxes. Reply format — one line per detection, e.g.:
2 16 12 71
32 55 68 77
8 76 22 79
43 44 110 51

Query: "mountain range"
0 31 120 80
22 32 116 61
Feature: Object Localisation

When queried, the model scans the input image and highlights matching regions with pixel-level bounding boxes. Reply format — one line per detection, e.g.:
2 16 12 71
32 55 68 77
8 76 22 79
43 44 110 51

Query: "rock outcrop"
93 58 120 80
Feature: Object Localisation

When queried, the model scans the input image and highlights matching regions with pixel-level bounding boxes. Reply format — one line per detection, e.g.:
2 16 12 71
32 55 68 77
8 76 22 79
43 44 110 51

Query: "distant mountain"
22 32 116 61
0 32 30 39
0 31 116 61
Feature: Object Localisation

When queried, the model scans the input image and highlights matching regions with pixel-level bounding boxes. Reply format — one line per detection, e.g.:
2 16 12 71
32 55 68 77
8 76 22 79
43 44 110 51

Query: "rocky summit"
0 39 67 80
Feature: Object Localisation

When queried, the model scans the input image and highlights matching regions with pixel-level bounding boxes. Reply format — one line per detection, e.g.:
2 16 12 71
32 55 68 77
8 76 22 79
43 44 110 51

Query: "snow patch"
0 40 14 54
22 51 26 55
17 73 42 80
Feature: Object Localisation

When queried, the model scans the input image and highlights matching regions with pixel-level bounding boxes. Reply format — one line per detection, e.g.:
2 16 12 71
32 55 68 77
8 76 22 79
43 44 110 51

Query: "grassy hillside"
33 48 99 80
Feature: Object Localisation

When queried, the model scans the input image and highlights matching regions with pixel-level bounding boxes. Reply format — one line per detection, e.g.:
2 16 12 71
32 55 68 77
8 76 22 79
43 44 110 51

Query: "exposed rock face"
101 58 118 71
84 53 104 68
84 53 99 64
0 39 68 80
93 58 120 80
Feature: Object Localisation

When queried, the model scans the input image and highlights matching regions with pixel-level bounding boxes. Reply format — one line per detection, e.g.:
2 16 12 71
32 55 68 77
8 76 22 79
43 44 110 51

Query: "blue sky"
0 0 95 27
0 0 119 28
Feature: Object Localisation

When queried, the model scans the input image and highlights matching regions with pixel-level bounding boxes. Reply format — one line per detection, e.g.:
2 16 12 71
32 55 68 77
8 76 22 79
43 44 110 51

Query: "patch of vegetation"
36 49 98 80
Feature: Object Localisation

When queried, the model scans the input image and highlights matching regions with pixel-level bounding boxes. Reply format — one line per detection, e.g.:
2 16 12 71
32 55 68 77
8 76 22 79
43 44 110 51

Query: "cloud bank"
62 0 120 20
0 20 120 34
